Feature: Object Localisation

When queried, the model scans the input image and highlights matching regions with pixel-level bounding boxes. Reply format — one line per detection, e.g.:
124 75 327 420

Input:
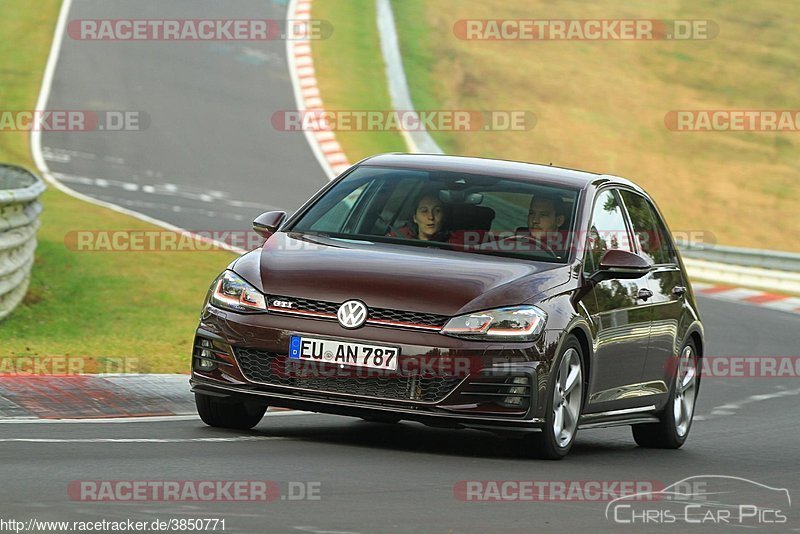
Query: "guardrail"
678 242 800 273
677 241 800 293
0 165 46 321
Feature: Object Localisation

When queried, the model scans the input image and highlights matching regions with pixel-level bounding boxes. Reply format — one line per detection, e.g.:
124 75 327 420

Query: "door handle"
637 288 653 301
672 286 687 297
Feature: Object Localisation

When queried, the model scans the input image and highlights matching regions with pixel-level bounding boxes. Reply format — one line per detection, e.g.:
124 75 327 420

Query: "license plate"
288 336 399 371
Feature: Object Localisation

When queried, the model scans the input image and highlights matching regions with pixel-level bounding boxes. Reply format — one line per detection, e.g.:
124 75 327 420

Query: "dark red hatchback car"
190 154 703 459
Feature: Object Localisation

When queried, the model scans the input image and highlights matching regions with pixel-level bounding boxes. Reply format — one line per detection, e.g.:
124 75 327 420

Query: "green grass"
392 0 457 154
0 0 235 372
1 187 235 372
385 1 800 252
312 0 406 160
0 0 62 163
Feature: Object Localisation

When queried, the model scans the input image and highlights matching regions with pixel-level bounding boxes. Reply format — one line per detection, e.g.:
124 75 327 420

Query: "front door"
582 189 653 410
619 190 686 394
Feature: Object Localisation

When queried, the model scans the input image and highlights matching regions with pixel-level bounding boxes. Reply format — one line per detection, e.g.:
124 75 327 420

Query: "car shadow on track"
198 415 655 460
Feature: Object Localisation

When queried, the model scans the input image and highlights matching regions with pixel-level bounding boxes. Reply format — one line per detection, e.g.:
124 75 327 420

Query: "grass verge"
390 0 800 252
311 0 406 161
0 0 235 372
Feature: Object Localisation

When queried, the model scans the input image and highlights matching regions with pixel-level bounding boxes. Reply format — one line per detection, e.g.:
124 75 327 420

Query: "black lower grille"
234 348 462 403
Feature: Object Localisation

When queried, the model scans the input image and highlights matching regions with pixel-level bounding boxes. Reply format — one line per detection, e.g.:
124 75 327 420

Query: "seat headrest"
447 204 496 232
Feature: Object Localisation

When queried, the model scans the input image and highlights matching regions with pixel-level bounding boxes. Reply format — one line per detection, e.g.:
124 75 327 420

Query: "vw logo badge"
337 300 368 329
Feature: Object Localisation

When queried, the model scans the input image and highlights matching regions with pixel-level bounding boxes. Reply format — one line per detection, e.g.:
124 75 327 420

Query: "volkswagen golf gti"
190 153 704 459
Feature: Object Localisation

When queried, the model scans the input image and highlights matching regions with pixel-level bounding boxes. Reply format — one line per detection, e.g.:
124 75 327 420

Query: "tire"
523 335 585 460
195 393 267 430
632 340 699 449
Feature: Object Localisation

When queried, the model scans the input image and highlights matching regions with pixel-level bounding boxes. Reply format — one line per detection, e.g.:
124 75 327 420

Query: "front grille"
369 308 446 327
267 295 449 330
234 348 463 403
271 296 337 315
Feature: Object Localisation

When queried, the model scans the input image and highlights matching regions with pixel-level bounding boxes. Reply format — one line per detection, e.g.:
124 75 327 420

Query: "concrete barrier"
0 165 46 321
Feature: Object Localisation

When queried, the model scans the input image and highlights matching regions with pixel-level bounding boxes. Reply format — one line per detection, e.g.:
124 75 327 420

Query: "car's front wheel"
524 336 584 460
632 340 698 448
195 394 267 430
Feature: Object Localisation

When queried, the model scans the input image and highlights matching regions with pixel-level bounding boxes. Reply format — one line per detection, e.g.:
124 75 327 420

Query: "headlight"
440 305 547 341
209 270 267 313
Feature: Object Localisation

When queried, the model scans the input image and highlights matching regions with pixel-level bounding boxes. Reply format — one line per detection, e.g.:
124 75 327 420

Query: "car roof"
359 153 635 189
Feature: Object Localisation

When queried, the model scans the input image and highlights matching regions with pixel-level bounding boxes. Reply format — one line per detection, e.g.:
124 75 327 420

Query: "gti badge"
272 300 294 309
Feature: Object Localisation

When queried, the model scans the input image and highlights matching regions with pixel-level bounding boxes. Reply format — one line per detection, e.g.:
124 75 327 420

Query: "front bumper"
190 305 561 433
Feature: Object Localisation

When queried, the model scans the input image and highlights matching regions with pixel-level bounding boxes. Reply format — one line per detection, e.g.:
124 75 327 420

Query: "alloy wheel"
673 345 698 437
552 347 583 448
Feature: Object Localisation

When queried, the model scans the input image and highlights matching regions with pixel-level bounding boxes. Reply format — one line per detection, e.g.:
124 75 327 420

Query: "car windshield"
288 165 580 263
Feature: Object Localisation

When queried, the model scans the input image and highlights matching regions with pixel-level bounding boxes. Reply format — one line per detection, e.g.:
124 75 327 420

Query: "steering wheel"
484 233 559 259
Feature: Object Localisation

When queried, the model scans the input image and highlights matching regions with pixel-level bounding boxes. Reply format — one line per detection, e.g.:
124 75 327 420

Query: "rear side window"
584 189 633 273
619 191 676 265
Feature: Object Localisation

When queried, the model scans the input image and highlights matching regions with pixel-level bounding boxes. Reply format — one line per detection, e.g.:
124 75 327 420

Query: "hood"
231 232 572 316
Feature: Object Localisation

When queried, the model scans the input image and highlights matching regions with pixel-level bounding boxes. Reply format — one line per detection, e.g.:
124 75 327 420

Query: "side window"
619 191 676 265
584 189 633 273
309 182 370 232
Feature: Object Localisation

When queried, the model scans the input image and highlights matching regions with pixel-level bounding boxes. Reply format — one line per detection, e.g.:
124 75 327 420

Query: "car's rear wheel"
195 394 267 430
632 340 698 449
524 336 584 460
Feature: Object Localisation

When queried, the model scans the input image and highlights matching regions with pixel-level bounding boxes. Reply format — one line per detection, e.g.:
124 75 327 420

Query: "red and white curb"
287 0 351 180
0 374 296 420
692 282 800 315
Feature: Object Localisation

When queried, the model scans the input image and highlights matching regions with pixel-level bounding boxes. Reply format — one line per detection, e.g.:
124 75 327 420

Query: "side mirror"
252 211 286 238
589 249 651 282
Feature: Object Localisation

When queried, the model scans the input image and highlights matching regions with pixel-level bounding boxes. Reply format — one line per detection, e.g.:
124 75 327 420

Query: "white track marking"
0 436 288 443
20 0 325 425
52 171 280 213
31 0 346 254
696 386 800 421
762 298 800 312
0 411 314 424
293 527 362 534
30 0 246 255
704 288 765 300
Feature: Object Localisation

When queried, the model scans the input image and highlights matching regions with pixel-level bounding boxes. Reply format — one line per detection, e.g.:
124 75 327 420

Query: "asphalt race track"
10 0 800 532
41 0 327 233
2 297 799 532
